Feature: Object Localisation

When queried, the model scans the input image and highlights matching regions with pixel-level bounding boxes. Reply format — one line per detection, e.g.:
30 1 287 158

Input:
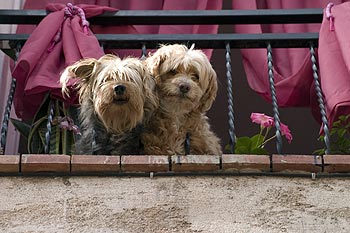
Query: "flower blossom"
280 123 293 144
250 113 274 128
57 116 81 135
251 112 293 144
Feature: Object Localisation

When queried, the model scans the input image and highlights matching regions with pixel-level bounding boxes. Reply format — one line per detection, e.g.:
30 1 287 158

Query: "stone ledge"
222 154 270 173
0 155 20 173
71 155 120 174
272 154 322 174
171 155 220 173
324 155 350 173
1 154 350 175
21 154 71 173
121 155 169 173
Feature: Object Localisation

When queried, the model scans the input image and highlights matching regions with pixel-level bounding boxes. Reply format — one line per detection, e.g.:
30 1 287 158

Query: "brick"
222 154 270 173
121 155 169 173
21 154 70 173
272 154 322 173
324 155 350 173
171 155 220 173
71 155 120 174
0 155 20 173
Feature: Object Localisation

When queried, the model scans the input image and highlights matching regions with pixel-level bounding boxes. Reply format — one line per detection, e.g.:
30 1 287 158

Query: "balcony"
0 6 349 176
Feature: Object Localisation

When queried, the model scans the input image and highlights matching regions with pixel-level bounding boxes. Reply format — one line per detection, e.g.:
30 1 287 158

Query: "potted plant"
10 93 79 155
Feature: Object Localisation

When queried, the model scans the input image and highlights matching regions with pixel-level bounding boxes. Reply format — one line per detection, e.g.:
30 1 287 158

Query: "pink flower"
60 120 70 129
280 123 293 144
250 113 274 128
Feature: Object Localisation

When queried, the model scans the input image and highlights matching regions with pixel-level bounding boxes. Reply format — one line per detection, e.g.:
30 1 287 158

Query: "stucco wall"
0 176 349 232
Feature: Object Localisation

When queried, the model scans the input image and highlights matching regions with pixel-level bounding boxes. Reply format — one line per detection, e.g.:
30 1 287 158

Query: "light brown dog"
60 54 157 155
142 44 222 155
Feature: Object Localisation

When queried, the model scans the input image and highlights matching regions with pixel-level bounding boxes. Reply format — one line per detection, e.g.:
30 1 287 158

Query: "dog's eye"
191 74 200 82
168 69 177 76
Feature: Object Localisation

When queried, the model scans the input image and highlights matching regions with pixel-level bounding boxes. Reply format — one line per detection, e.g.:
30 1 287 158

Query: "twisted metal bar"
141 43 147 60
0 44 20 155
44 100 54 154
267 43 283 154
225 42 236 153
91 129 96 155
310 45 330 155
185 132 190 155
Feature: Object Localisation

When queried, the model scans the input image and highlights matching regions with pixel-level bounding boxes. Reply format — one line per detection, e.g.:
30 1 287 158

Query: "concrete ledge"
171 155 220 173
0 155 20 173
272 154 322 174
71 155 120 174
21 154 70 173
324 155 350 173
121 155 169 173
1 154 350 176
222 154 270 173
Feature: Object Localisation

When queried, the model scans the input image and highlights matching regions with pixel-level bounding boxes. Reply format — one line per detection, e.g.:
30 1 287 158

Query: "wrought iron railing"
0 8 329 156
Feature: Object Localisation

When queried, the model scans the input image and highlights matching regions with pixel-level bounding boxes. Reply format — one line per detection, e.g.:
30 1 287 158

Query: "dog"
142 44 222 155
60 54 157 155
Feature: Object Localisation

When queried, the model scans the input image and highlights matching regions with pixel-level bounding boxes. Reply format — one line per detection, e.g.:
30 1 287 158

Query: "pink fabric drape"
12 3 124 119
318 1 350 126
232 0 348 127
13 0 222 119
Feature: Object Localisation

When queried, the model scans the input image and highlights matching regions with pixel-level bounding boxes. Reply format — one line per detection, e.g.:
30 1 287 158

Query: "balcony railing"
0 8 328 160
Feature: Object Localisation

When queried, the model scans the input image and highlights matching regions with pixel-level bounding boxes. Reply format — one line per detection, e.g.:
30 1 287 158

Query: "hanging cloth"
232 0 348 126
12 3 137 119
318 2 350 127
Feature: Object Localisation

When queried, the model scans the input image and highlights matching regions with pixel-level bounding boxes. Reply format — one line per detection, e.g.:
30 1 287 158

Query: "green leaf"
1 49 16 60
235 136 253 154
313 148 325 155
31 92 51 126
10 118 31 139
49 123 60 155
251 147 269 155
338 128 346 138
27 116 47 153
62 129 75 155
250 134 265 149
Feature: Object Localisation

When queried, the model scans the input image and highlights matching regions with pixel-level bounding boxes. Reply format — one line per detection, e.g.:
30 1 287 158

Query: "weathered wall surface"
0 176 349 233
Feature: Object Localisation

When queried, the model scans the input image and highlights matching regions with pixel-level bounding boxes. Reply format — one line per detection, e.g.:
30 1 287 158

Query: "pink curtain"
232 0 349 127
318 1 350 126
13 0 222 120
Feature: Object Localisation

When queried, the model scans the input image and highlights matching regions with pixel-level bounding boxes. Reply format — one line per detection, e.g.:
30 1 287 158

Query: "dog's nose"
179 83 191 93
114 85 126 95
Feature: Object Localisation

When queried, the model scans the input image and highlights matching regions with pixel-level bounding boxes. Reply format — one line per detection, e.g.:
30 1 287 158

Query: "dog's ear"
145 45 171 77
141 65 159 121
60 58 98 99
197 66 218 113
146 53 166 77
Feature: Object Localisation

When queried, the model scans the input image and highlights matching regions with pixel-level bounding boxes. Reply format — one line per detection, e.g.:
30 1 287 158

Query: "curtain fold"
232 0 349 127
318 1 350 126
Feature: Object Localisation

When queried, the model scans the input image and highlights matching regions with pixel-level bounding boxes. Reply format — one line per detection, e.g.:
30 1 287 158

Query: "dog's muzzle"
114 84 126 95
179 83 191 95
113 84 128 105
179 83 191 94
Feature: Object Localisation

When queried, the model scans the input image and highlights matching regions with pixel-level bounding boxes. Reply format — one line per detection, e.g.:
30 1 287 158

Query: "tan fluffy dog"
142 44 222 155
60 54 157 155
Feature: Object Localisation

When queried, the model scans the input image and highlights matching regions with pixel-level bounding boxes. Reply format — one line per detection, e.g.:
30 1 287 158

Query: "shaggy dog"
142 44 222 155
60 54 157 155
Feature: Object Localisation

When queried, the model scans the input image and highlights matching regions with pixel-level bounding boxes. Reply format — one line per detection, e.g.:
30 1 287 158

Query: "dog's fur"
60 54 157 155
142 44 222 155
